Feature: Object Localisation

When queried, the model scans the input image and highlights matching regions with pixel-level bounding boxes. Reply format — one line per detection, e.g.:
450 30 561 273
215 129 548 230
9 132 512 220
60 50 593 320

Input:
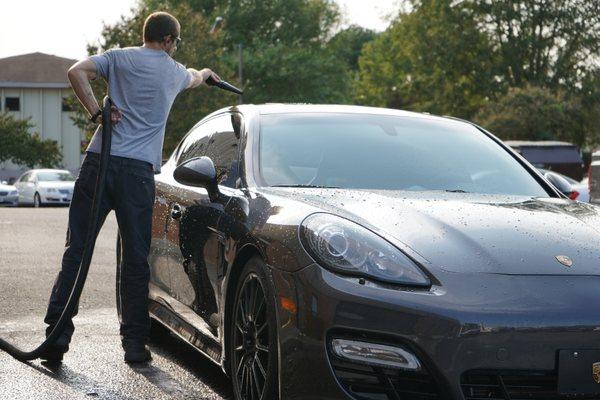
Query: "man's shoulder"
110 46 143 55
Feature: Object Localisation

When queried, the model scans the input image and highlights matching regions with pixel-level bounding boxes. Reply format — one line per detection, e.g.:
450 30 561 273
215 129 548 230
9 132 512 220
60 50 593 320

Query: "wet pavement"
0 207 232 399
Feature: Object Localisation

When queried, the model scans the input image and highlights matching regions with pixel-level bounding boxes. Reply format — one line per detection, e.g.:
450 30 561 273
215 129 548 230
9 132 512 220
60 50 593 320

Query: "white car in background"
538 168 590 202
0 181 19 206
14 169 75 207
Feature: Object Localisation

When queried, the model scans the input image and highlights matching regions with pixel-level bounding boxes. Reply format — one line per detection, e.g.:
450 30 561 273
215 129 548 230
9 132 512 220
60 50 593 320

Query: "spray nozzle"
206 76 243 95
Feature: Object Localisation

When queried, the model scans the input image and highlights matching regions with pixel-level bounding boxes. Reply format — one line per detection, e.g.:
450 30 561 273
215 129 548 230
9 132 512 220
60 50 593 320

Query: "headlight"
9 191 17 196
300 213 430 286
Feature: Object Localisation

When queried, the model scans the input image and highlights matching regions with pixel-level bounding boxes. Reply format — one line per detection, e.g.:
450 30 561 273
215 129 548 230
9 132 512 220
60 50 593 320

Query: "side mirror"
174 156 220 201
544 171 574 198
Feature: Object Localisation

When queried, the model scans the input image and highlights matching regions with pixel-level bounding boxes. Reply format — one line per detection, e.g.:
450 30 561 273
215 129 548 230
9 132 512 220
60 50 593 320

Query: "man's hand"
187 68 221 89
96 105 123 126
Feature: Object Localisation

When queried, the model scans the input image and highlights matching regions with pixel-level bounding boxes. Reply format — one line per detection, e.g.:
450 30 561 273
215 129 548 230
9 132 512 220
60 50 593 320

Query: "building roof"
0 52 77 89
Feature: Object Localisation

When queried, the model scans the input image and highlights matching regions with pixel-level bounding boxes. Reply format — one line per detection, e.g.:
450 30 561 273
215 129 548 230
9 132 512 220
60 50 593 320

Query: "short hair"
143 12 180 43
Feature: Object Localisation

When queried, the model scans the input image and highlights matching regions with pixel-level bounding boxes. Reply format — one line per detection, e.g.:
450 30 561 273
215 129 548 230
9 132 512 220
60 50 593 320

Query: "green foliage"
475 86 588 148
465 0 600 89
241 43 350 104
0 114 63 168
327 25 377 72
355 0 498 118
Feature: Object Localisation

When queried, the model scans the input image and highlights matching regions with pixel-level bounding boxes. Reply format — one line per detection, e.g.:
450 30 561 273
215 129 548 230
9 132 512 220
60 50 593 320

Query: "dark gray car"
124 104 600 400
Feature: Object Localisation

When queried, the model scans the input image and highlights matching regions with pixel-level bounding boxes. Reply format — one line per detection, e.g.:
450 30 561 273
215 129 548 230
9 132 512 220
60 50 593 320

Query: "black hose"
0 96 113 361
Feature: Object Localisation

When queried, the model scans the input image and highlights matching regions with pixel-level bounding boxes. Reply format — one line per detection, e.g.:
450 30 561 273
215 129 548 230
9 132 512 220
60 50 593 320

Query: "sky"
0 0 400 60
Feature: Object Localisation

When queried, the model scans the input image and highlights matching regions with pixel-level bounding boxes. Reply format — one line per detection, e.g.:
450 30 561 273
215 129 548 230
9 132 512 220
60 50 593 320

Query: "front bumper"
0 194 18 206
272 264 600 400
41 192 72 204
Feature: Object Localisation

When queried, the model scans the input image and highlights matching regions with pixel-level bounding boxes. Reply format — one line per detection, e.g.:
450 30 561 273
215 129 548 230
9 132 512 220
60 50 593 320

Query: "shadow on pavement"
144 323 234 399
30 361 139 400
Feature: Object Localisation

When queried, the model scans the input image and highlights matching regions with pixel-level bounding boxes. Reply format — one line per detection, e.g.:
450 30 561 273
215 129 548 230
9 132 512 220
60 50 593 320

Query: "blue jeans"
44 151 155 348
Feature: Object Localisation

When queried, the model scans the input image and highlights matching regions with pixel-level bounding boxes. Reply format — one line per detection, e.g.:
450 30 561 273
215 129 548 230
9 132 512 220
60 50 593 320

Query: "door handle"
171 203 182 220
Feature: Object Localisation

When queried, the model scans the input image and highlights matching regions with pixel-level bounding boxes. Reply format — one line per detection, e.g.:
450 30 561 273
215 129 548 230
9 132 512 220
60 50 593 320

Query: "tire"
33 192 41 208
229 257 279 400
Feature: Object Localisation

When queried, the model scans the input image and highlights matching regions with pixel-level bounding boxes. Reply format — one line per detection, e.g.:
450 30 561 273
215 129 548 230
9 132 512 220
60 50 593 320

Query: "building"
0 52 83 181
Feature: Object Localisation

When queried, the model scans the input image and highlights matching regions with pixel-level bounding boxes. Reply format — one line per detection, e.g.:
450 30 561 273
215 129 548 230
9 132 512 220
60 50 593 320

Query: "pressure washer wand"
0 97 113 361
206 76 243 95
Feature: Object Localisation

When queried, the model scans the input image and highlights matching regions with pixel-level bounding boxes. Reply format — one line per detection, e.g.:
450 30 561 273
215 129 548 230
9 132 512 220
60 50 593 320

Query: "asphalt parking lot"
0 207 232 400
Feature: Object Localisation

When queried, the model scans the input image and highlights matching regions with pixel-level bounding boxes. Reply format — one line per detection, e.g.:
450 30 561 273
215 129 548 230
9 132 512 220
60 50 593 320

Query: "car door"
166 113 241 338
14 173 28 203
19 172 35 203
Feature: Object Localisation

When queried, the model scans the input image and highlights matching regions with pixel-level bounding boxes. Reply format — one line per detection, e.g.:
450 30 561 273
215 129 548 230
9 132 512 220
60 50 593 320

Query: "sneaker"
39 344 69 363
124 344 152 364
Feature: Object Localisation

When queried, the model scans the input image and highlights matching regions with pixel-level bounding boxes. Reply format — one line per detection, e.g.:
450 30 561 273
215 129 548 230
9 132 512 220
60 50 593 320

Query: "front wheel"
230 257 279 400
33 192 41 208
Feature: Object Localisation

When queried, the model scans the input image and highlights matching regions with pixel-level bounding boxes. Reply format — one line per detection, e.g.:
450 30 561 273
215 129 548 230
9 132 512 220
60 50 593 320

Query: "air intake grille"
461 370 565 399
0 191 8 196
330 357 442 400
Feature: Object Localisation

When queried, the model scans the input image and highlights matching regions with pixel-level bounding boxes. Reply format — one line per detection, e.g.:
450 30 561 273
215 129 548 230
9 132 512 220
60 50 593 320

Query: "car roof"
206 103 467 125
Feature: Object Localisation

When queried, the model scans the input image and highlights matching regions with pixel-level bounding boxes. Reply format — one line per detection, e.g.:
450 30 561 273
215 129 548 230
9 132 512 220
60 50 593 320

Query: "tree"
355 0 498 118
466 0 600 90
328 25 377 73
0 114 63 168
241 43 350 104
475 86 588 148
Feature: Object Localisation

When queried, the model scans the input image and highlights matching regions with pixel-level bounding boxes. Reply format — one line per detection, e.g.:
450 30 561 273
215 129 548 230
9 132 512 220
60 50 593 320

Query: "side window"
177 118 221 165
18 173 29 183
204 114 241 188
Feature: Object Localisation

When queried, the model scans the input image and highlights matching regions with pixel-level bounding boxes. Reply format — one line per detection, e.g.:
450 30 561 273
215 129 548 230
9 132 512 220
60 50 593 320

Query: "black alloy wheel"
230 257 278 400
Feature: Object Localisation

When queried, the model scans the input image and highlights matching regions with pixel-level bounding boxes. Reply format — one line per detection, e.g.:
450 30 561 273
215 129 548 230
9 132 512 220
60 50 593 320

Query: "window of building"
5 97 20 112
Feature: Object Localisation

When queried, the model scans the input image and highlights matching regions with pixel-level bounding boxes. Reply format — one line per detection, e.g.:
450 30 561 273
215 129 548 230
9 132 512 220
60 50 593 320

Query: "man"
42 11 221 364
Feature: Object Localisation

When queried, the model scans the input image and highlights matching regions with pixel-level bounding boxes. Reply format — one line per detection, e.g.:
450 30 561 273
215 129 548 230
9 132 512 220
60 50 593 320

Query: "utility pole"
210 16 243 104
237 44 243 104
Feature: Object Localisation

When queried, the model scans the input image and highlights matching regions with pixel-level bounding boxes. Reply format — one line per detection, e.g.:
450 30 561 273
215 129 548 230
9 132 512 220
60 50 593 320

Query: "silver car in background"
0 181 18 206
14 169 75 207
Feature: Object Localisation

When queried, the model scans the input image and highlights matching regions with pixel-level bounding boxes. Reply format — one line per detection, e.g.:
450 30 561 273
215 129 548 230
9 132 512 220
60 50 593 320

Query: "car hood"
264 188 600 276
0 184 16 192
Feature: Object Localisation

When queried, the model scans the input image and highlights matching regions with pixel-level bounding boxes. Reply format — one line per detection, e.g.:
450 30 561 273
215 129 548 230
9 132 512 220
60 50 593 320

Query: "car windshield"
258 113 550 197
37 171 74 182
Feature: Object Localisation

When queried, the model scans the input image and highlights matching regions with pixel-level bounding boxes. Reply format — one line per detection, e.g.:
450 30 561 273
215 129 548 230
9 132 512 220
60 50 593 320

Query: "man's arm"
67 59 121 124
186 68 221 89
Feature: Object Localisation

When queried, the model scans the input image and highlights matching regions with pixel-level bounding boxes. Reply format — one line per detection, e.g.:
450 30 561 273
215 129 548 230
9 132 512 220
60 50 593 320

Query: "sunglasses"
165 35 182 48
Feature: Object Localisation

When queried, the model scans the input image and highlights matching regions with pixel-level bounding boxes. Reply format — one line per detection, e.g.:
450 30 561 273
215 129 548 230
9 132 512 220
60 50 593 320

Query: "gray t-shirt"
87 46 191 172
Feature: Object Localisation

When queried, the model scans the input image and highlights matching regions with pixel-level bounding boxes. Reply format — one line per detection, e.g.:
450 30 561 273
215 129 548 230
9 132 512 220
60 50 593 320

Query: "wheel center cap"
243 324 257 351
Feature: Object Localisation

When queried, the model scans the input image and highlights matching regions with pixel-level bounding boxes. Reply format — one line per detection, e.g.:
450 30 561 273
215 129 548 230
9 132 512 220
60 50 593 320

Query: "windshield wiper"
444 189 470 193
271 184 340 189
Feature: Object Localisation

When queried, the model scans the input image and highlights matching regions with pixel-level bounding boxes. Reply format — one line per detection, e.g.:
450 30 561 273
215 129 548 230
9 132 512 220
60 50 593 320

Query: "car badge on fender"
555 255 573 267
593 362 600 384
